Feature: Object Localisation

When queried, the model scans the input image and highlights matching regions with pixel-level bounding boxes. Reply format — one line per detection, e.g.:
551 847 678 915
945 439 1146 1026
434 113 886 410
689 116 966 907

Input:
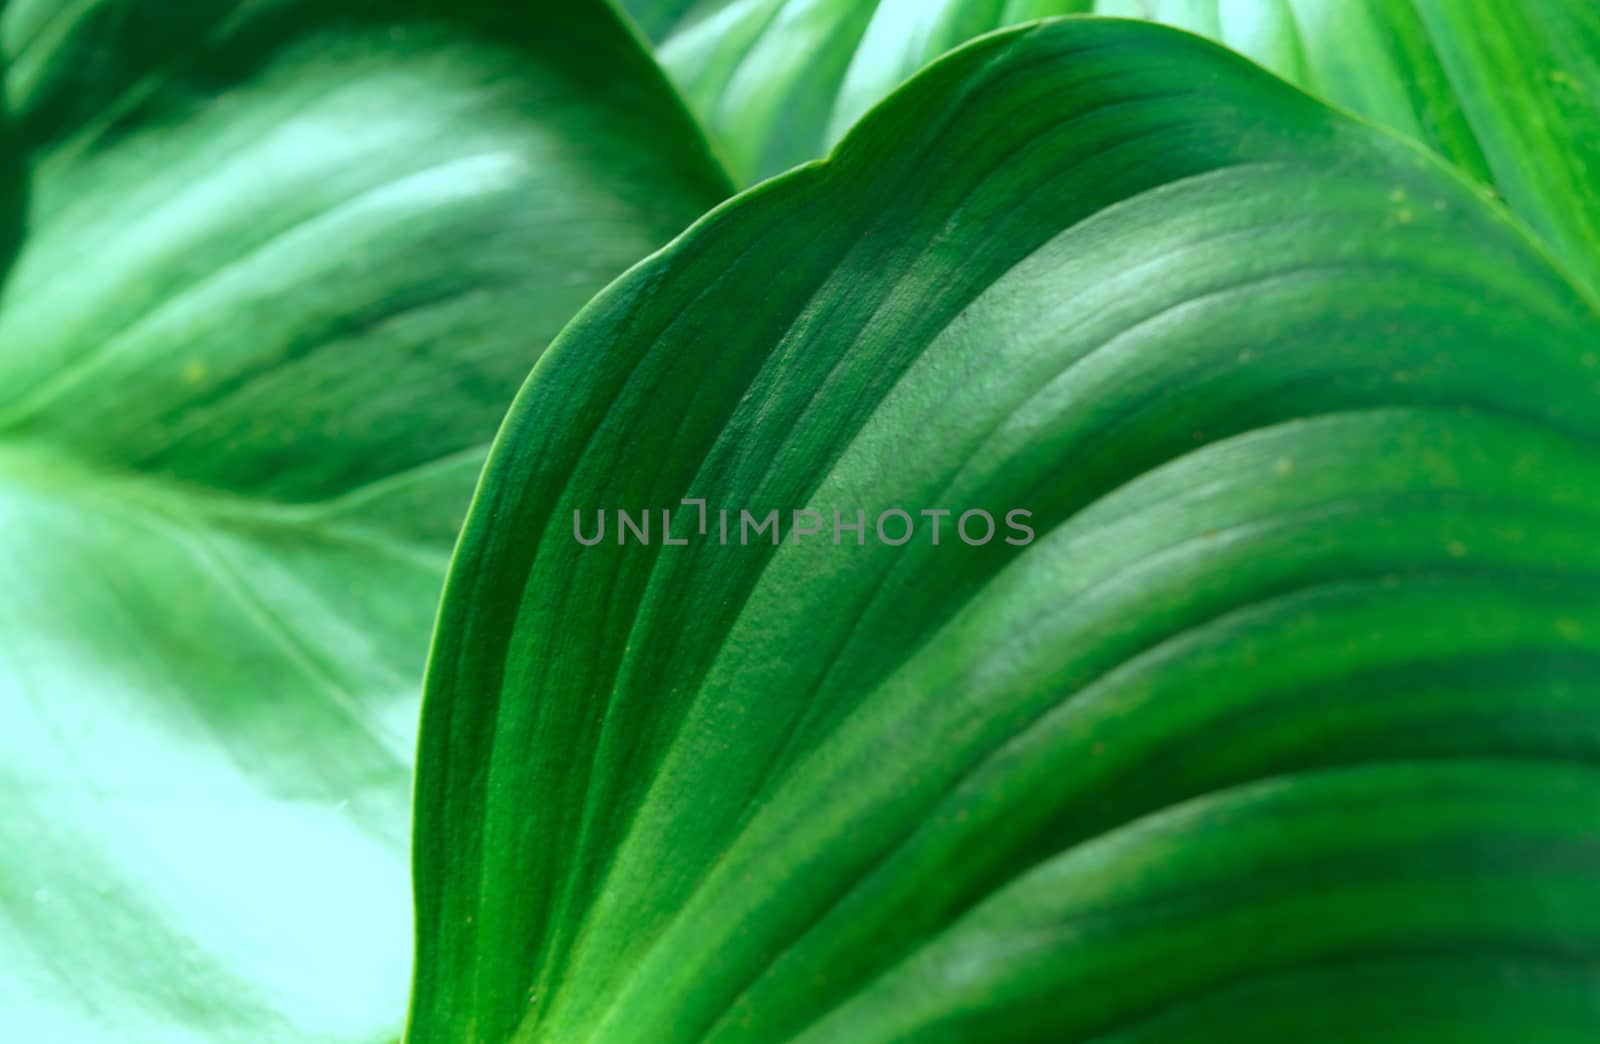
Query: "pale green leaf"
0 2 727 1040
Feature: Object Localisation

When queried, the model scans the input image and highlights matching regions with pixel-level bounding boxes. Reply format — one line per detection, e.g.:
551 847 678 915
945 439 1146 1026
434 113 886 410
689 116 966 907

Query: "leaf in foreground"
0 1 726 1040
414 16 1600 1044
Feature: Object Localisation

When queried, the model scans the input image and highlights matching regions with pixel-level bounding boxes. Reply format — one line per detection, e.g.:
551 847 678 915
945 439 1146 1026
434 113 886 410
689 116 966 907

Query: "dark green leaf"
413 17 1600 1044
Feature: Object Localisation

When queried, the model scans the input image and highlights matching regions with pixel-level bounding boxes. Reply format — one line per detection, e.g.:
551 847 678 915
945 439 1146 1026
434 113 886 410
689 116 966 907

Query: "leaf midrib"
0 437 459 573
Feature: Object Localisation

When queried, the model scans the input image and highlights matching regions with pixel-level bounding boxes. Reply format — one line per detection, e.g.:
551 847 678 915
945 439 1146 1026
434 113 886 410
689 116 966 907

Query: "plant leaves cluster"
2 2 1597 1042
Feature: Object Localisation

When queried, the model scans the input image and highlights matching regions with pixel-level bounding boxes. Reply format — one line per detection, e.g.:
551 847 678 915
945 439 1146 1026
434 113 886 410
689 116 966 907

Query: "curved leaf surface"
618 0 1098 183
414 16 1600 1044
621 0 1600 299
1101 0 1600 300
0 2 728 1041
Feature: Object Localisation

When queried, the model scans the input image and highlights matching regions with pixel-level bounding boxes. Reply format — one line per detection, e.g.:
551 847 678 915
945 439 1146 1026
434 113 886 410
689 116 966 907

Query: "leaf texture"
412 16 1600 1044
622 0 1600 302
0 2 728 1040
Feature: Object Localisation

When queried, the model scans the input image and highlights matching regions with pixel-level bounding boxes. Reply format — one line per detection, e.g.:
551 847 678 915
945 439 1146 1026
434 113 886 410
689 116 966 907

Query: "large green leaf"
0 2 727 1040
621 0 1600 299
413 15 1600 1044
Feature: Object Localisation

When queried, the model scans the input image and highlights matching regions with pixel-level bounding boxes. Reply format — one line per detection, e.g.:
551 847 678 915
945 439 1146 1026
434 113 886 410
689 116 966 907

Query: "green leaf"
1094 0 1600 301
0 2 727 1040
413 16 1600 1044
622 0 1600 299
617 0 1089 184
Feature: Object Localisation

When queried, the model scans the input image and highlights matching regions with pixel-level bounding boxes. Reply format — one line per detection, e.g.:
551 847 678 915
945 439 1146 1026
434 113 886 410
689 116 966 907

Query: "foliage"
1 2 1596 1042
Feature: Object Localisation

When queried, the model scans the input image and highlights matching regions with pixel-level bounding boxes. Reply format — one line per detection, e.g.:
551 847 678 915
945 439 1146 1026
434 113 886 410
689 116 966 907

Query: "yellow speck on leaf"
182 360 207 383
1274 456 1295 477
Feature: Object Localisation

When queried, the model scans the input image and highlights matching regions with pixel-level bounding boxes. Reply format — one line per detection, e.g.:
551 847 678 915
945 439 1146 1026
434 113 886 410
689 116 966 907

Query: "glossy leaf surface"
0 2 727 1040
414 15 1600 1044
622 0 1600 300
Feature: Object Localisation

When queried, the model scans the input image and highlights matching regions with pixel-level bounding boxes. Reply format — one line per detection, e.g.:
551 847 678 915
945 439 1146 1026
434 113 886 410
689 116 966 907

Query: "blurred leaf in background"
0 1 726 1040
413 12 1600 1044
